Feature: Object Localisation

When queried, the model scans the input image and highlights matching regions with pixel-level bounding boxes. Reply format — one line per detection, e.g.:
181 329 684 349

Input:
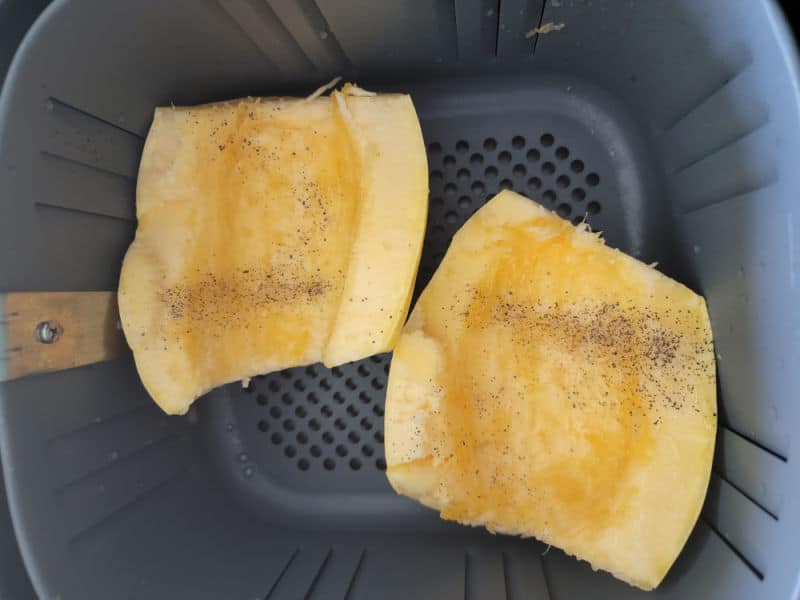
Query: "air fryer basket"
1 1 799 599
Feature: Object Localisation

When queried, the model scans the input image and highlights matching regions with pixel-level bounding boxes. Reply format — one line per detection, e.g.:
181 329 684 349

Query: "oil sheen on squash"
119 87 427 415
385 190 716 591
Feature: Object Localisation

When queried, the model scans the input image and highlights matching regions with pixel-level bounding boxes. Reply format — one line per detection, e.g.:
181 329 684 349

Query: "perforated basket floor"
200 74 670 530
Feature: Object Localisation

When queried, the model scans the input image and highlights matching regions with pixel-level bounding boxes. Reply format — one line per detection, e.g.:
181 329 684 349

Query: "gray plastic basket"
1 1 799 598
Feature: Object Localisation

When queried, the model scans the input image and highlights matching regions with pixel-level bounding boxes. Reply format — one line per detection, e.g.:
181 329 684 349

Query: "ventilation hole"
295 406 307 418
348 431 361 443
268 380 280 392
540 133 554 146
361 418 373 431
258 419 269 432
470 153 484 165
280 371 292 379
350 458 362 470
384 363 390 375
555 146 569 160
556 175 570 188
321 405 333 417
283 419 295 432
293 379 306 392
456 140 469 153
588 201 601 214
284 445 297 458
370 354 383 364
457 168 470 180
362 444 375 457
376 457 387 471
334 418 347 430
470 181 485 195
305 365 318 378
443 155 456 167
297 431 308 444
336 444 348 457
311 445 322 457
428 142 442 154
571 188 586 202
498 151 512 164
483 138 497 151
485 166 498 178
570 159 584 173
333 391 345 404
586 173 600 186
556 203 572 218
527 148 540 162
322 431 334 444
357 364 370 377
359 391 371 404
345 378 357 390
319 378 331 391
512 164 527 177
256 394 267 406
512 135 526 149
298 458 310 471
373 404 384 417
371 378 384 390
572 216 584 225
323 458 336 470
332 367 343 378
542 162 555 175
281 393 293 405
430 170 443 182
308 392 319 405
542 190 556 203
445 210 458 223
271 432 283 445
269 406 282 418
432 224 445 237
374 431 384 443
528 177 542 190
457 196 471 210
347 404 359 416
500 179 513 190
309 418 320 431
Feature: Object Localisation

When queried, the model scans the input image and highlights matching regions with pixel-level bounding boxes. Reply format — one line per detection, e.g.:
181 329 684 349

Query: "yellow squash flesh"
385 190 716 590
119 86 427 415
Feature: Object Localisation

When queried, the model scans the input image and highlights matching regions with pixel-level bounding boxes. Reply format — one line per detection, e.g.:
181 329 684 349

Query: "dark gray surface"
0 467 34 600
0 1 49 598
0 0 49 91
0 0 799 599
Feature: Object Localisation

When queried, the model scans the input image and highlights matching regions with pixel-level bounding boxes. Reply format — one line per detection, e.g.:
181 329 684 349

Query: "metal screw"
35 321 61 344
